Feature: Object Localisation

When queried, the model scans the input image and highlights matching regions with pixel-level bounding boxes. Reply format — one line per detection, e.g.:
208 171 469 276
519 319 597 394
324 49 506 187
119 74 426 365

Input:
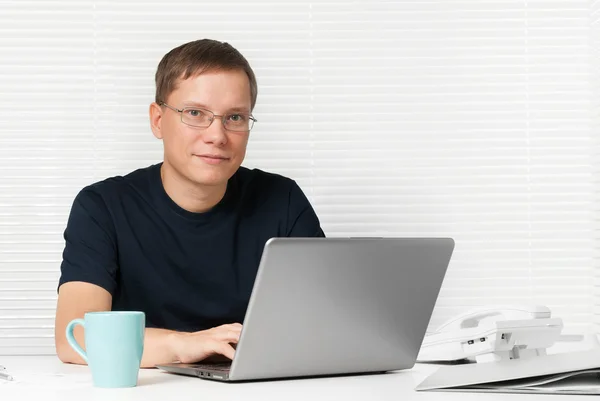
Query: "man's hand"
168 323 242 364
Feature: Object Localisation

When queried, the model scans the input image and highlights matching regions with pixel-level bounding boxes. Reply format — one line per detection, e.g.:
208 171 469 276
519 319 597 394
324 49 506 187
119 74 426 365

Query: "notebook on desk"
415 349 600 395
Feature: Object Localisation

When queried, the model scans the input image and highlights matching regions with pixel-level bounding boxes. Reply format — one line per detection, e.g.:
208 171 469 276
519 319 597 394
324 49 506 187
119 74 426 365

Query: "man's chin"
187 171 231 187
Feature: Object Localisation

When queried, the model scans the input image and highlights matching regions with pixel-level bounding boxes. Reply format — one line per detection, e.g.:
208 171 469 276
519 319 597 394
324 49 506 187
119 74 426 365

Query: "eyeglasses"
159 102 257 132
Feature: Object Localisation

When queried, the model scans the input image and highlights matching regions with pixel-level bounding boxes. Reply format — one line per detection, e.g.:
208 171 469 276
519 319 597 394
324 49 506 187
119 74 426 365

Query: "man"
54 39 324 368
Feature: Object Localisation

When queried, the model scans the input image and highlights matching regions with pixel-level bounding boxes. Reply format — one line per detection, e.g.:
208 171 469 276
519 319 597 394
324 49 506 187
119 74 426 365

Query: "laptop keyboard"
193 362 231 372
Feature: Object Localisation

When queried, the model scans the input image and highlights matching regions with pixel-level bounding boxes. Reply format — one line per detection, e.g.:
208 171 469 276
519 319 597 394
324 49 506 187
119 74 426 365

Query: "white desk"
0 356 588 401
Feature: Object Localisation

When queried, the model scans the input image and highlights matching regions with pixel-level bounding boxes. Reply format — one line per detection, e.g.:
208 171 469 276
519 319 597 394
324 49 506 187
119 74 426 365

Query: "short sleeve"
286 181 325 238
58 187 119 295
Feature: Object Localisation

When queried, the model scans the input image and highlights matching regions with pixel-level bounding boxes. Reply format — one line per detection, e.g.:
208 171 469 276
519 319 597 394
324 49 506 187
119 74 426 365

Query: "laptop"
156 237 454 382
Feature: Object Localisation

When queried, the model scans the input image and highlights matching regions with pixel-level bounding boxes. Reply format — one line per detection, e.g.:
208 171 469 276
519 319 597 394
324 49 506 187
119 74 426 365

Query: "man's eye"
186 109 205 118
228 114 246 122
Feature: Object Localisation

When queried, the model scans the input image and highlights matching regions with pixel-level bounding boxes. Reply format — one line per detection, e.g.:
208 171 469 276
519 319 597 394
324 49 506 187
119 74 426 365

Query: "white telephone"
417 305 564 363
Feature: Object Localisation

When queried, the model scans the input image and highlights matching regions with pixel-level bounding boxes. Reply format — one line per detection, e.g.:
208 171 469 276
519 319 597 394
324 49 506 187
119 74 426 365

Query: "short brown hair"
155 39 258 110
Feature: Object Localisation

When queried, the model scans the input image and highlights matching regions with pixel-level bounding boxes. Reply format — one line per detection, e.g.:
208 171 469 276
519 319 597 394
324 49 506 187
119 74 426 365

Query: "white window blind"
592 0 600 332
0 0 598 355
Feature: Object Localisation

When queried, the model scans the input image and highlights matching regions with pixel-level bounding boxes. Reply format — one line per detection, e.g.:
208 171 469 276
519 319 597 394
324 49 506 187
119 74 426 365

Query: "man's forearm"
140 327 181 368
58 326 181 368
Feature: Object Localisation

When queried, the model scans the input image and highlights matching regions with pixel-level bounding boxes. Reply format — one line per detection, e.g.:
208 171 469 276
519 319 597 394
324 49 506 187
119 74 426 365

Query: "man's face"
154 69 252 187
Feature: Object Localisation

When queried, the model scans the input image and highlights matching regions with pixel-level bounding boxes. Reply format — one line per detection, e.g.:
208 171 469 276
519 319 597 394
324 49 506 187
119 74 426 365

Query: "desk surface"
0 356 590 401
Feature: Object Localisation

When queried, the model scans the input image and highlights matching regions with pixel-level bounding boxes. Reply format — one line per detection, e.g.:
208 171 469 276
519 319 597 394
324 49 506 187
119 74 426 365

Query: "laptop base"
157 362 390 383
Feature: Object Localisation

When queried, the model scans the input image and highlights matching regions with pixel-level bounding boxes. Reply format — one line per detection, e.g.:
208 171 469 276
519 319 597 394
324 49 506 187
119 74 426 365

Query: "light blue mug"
66 311 145 388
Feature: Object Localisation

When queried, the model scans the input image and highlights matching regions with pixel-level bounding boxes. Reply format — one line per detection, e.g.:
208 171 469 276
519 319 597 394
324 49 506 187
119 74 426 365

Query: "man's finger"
217 330 241 342
217 343 236 360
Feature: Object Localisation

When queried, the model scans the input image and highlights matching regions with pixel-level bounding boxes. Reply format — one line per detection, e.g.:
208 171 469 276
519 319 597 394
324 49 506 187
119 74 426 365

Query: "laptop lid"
226 237 454 381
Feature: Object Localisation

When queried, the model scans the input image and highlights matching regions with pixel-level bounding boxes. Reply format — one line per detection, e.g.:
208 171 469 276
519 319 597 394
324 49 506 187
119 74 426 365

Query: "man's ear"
149 102 164 139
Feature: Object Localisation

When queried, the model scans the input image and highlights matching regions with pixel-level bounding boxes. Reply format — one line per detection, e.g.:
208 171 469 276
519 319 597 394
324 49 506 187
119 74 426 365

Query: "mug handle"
65 319 88 363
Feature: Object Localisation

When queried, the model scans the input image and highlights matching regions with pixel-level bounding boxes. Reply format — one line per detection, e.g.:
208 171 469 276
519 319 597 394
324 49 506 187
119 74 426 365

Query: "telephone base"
418 318 563 364
473 347 547 363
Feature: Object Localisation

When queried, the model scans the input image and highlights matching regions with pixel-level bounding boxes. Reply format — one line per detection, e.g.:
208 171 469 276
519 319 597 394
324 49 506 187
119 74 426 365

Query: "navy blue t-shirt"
58 163 324 332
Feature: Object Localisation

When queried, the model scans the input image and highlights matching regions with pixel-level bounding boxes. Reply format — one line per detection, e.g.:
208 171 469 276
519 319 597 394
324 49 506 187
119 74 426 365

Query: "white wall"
0 0 598 355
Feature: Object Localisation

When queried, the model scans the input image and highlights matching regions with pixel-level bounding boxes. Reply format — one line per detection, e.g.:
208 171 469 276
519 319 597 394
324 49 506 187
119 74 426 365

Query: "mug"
66 311 145 388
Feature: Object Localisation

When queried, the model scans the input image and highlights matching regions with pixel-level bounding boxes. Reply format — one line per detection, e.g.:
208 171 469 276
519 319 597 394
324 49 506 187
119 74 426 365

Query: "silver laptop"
156 237 454 382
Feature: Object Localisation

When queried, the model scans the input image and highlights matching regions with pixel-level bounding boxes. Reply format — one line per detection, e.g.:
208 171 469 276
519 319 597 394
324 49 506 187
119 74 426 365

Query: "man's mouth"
194 154 230 164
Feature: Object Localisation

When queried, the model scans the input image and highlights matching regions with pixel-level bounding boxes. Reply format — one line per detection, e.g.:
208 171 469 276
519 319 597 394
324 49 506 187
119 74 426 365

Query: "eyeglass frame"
158 101 257 132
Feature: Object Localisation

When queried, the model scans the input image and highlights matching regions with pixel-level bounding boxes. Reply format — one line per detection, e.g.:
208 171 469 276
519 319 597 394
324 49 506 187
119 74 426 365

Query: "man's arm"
55 282 180 367
56 188 240 368
55 282 182 367
55 281 242 368
54 282 111 365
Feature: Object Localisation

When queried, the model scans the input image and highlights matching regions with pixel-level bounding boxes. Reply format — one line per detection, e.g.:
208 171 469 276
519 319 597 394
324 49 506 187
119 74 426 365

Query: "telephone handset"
434 305 551 332
417 305 563 363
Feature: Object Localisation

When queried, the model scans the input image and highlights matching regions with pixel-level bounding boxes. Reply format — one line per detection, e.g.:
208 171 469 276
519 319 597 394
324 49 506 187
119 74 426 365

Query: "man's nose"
201 117 228 146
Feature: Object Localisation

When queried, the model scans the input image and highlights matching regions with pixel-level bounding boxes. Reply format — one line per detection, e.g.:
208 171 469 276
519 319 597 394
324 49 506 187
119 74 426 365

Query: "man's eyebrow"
181 102 250 114
227 107 251 113
181 101 210 108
